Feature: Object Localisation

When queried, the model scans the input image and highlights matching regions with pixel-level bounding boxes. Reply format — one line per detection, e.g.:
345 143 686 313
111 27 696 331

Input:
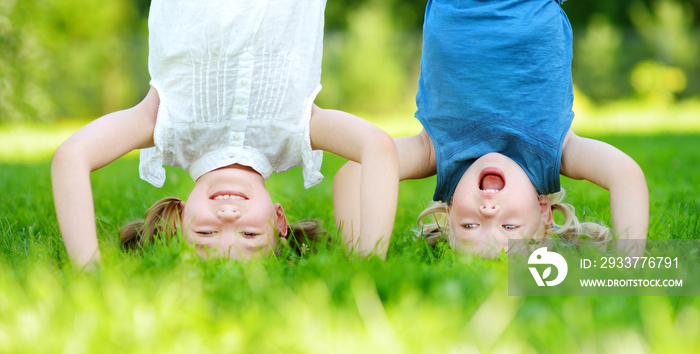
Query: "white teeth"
213 194 245 200
481 189 500 193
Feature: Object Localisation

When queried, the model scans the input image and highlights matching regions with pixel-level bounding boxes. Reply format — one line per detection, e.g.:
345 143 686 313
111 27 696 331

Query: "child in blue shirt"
334 0 648 257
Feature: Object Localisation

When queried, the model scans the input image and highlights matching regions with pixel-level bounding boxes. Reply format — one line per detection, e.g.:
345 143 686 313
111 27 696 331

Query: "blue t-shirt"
415 0 574 203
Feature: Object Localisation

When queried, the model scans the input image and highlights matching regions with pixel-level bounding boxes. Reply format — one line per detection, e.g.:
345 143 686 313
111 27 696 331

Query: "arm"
330 126 437 257
51 87 159 268
309 106 400 257
394 129 438 181
560 129 649 255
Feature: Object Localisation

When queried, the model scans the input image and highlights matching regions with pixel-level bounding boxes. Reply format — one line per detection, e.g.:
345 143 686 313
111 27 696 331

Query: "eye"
196 231 216 236
502 224 517 230
462 223 478 229
241 232 259 238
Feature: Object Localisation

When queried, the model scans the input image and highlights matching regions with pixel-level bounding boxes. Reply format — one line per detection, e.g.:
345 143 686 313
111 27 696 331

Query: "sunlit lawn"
1 101 699 352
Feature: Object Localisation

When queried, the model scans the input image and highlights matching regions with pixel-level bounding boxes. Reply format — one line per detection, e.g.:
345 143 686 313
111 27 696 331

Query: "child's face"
181 165 287 260
449 153 551 257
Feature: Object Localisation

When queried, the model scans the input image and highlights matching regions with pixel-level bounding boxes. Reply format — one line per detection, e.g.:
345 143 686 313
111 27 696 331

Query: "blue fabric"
415 0 575 203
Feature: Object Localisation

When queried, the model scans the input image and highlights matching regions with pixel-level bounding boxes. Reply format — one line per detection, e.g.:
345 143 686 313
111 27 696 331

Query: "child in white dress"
52 0 399 268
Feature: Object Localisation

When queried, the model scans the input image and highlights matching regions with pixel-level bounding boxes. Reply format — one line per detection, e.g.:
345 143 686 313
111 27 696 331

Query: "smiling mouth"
210 191 248 200
479 168 505 193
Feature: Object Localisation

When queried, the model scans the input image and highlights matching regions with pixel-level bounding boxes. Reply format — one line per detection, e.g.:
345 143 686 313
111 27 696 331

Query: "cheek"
449 226 484 251
237 231 279 258
451 233 472 253
451 232 506 258
531 223 549 240
513 222 548 246
265 231 279 249
180 206 203 232
449 193 473 214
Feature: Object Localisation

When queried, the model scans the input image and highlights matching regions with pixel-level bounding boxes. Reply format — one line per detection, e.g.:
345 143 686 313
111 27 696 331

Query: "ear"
538 195 553 226
274 203 288 237
178 201 186 218
176 201 186 229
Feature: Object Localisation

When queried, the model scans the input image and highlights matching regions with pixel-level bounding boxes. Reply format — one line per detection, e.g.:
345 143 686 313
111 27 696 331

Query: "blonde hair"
416 189 610 250
119 197 327 256
278 219 328 256
120 197 182 250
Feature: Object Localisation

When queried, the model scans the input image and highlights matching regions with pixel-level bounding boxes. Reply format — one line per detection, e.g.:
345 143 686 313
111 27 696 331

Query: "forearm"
51 146 100 267
311 106 398 257
51 88 159 268
609 162 649 256
332 161 361 250
332 144 398 257
561 132 649 256
356 143 399 257
333 131 434 256
353 131 435 255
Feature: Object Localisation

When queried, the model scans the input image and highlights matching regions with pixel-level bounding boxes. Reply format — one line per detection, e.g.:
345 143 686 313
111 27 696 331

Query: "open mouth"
210 190 248 201
479 167 505 193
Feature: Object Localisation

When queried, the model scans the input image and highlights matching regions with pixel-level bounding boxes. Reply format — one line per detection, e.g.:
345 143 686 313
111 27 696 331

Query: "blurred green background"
2 0 700 124
1 2 700 352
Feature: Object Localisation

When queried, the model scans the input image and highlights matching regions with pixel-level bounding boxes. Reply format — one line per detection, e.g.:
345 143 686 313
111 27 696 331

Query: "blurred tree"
36 0 148 117
326 0 427 31
1 0 700 123
318 0 419 113
0 0 147 123
0 0 55 123
573 14 625 102
629 0 698 100
568 0 699 103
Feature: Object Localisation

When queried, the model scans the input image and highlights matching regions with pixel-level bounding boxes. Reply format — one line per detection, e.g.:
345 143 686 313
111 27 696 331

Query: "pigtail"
415 201 451 247
547 190 611 249
282 219 328 256
119 197 183 250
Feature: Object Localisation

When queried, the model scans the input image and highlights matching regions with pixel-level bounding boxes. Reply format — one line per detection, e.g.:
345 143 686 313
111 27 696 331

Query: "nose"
217 207 240 221
479 201 500 217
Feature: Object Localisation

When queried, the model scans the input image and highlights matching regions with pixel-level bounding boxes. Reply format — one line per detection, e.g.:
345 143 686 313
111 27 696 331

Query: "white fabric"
139 0 326 188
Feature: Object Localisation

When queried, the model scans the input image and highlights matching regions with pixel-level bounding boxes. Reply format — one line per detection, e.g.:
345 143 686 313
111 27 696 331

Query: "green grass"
1 122 700 351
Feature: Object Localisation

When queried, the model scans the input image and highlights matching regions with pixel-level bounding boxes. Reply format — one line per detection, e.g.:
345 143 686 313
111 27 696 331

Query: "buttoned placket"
231 52 254 154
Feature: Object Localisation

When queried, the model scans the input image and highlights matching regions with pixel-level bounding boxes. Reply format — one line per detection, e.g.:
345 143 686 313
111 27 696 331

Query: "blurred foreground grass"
3 254 699 353
1 101 699 352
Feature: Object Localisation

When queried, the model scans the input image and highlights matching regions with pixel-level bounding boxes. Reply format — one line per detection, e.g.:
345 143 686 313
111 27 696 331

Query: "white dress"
139 0 326 188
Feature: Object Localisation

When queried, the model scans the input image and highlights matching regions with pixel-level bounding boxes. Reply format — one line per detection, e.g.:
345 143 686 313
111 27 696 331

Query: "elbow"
368 130 399 171
353 128 399 180
608 155 648 200
51 139 85 176
51 142 71 173
333 160 360 192
368 130 398 159
620 155 647 188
